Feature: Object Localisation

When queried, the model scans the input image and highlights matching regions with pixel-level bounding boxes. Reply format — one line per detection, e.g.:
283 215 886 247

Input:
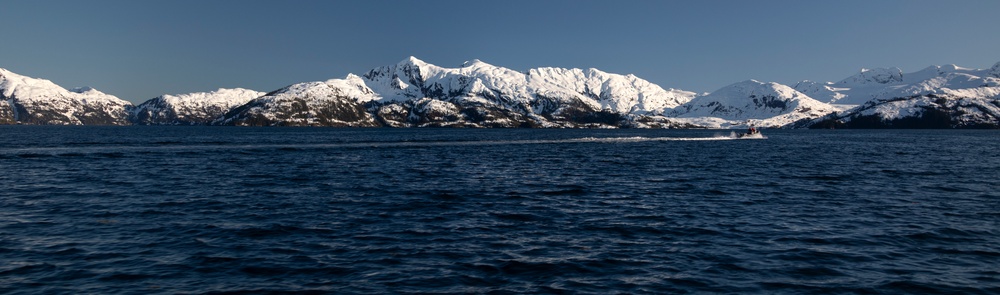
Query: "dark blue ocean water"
1 127 998 294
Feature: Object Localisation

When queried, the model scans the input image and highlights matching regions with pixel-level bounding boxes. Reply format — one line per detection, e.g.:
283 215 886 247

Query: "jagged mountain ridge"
360 57 696 113
219 57 700 127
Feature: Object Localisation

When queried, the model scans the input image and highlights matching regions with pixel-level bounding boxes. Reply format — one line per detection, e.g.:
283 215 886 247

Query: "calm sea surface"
1 127 998 294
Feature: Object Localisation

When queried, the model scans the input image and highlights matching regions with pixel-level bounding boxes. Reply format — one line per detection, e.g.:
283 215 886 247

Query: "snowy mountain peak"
0 67 64 98
399 56 431 68
459 59 503 72
462 59 485 67
0 67 18 80
367 56 450 84
911 64 974 78
68 86 112 97
69 86 95 93
0 67 123 103
0 69 20 98
940 64 965 71
991 61 1000 78
0 67 132 125
838 67 904 85
344 73 366 83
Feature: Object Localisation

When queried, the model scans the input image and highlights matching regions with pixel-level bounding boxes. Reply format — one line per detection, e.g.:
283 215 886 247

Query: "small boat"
736 125 763 139
736 130 763 139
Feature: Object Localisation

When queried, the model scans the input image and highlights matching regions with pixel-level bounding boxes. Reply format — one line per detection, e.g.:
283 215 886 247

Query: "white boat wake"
1 134 768 155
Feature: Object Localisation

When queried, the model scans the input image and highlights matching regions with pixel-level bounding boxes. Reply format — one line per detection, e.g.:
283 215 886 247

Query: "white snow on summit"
0 68 123 104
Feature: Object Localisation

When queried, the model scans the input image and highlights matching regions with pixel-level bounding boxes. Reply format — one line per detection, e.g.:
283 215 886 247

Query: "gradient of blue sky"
1 0 998 103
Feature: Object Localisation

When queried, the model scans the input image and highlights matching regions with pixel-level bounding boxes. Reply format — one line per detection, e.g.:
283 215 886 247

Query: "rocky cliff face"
0 99 16 124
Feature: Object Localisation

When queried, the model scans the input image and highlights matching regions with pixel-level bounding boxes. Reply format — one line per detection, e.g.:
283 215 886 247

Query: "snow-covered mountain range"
2 57 998 128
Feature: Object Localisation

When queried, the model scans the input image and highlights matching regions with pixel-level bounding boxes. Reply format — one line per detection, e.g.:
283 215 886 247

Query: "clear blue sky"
2 0 998 103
